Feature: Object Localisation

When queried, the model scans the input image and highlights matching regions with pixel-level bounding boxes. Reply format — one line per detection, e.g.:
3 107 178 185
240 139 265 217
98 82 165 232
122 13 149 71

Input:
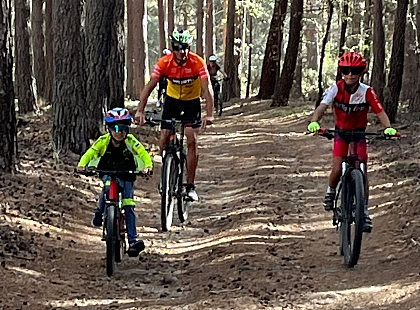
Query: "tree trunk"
52 0 89 155
205 0 214 58
15 0 36 114
168 0 175 47
133 0 148 99
256 0 288 99
45 0 53 104
158 0 166 52
361 0 372 84
400 0 416 102
305 19 318 71
383 0 409 123
291 43 303 99
347 0 362 49
222 0 238 101
316 0 334 108
0 0 17 173
126 0 134 99
31 0 46 102
371 0 386 103
245 14 252 98
196 0 204 56
335 1 349 82
271 0 303 107
85 0 113 138
108 0 125 109
410 0 420 115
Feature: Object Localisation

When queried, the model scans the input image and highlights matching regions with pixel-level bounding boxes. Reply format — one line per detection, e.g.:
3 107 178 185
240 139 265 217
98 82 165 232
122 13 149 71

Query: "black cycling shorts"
161 96 201 130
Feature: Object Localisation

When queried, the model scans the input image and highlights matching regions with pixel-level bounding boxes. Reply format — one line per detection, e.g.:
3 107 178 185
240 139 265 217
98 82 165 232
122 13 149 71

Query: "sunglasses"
171 43 189 51
109 124 130 133
340 67 364 75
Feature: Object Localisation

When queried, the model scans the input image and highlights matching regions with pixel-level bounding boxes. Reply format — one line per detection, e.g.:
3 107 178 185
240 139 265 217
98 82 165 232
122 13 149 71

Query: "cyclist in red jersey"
307 52 397 233
135 29 214 201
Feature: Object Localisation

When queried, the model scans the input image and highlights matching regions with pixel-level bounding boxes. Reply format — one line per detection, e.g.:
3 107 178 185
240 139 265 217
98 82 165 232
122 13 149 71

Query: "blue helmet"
104 107 132 125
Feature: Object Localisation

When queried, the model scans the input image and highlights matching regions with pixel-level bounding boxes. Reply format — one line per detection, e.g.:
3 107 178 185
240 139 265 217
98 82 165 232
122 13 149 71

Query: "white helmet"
162 48 172 55
209 55 217 62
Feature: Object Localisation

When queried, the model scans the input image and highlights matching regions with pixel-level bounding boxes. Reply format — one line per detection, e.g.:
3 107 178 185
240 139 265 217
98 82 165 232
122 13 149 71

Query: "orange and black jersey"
151 52 209 101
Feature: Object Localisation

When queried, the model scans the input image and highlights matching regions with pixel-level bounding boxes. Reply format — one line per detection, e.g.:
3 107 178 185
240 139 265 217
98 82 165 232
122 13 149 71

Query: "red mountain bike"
78 169 149 276
317 128 400 267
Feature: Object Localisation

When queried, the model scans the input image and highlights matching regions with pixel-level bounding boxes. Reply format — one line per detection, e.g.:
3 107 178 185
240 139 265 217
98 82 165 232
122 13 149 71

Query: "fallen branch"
209 287 242 295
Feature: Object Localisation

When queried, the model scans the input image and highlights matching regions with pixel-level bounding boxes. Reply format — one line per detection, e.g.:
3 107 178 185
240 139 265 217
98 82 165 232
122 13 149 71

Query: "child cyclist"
307 51 397 233
77 107 153 255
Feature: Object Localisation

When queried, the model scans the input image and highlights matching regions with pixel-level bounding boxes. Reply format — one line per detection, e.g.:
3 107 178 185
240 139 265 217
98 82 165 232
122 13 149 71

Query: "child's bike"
145 111 200 232
316 128 400 267
77 169 149 276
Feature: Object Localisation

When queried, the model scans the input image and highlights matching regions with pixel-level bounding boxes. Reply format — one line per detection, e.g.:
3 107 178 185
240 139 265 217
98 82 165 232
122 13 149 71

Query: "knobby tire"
177 153 189 223
106 204 116 276
161 154 177 231
342 169 365 267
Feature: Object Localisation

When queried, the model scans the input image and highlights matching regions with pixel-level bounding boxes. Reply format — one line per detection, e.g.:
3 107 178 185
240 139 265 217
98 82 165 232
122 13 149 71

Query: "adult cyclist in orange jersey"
135 29 214 201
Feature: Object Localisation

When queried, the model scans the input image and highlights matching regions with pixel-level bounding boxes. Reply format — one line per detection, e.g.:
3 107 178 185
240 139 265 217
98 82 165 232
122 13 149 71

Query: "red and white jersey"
321 80 384 130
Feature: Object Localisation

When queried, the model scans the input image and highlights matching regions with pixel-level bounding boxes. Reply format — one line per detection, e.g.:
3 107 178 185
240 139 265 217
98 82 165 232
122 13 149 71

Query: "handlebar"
144 110 201 128
75 168 152 178
316 128 401 140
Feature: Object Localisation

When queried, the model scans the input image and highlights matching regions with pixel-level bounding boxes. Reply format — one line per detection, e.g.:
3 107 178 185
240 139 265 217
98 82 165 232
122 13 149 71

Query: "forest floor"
0 99 419 310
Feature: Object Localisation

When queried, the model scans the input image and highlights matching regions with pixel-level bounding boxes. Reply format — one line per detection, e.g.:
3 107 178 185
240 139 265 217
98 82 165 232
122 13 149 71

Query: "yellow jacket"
78 133 153 170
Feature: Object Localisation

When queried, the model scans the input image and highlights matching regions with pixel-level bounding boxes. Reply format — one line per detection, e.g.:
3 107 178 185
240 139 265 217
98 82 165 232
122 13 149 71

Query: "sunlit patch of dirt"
1 101 419 309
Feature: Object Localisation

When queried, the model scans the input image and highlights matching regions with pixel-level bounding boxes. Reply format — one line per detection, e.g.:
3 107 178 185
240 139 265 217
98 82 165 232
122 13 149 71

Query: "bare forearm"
137 80 157 112
204 88 214 117
311 104 328 122
377 111 392 128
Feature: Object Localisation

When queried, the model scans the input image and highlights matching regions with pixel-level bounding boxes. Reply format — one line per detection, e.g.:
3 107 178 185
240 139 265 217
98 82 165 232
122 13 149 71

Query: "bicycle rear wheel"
161 153 178 231
177 153 190 223
106 204 117 276
342 169 365 267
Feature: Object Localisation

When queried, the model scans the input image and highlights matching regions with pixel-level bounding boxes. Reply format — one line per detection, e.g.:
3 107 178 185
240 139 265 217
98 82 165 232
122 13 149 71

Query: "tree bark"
126 0 134 99
133 0 148 99
84 0 114 138
383 0 408 123
400 0 416 101
52 0 89 155
158 0 166 52
168 0 175 46
108 0 125 109
410 0 420 115
335 0 349 82
245 14 252 98
222 0 238 101
45 0 53 104
316 0 334 108
371 0 386 103
271 0 304 107
205 0 214 58
31 0 46 102
361 0 372 84
196 0 204 56
15 0 36 114
0 0 17 173
256 0 288 99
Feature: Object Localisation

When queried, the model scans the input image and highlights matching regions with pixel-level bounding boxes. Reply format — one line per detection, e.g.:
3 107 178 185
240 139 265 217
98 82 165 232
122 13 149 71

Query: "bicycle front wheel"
106 204 117 276
177 153 190 223
161 154 178 232
342 169 365 267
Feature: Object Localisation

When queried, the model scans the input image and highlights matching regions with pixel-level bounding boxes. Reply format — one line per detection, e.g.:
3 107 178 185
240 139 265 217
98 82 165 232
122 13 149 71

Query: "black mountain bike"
77 169 148 276
145 111 199 232
317 128 400 267
211 77 228 117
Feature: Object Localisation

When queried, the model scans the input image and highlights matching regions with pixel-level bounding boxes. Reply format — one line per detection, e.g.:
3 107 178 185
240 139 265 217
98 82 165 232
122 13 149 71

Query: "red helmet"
338 52 366 68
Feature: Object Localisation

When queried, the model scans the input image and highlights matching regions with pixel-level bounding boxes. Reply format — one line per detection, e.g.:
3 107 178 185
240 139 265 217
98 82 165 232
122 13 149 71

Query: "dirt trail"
0 100 419 309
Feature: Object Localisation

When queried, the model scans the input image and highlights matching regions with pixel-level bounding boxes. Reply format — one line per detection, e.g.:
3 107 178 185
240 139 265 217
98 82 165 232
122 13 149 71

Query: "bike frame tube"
109 179 118 201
